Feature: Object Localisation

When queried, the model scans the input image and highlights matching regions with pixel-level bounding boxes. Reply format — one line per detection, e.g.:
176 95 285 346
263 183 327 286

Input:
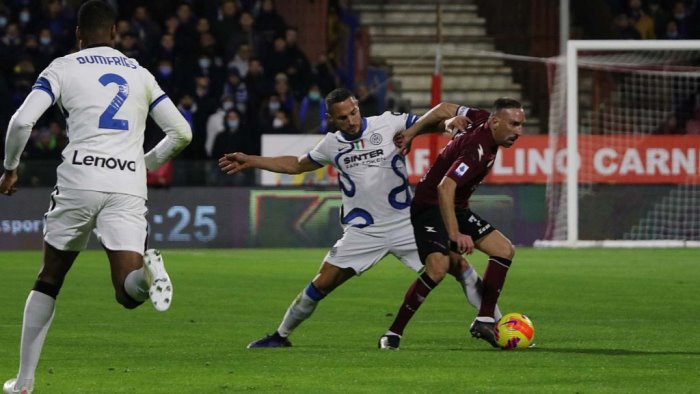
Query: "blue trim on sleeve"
405 113 418 129
306 153 323 167
149 94 168 111
32 77 55 104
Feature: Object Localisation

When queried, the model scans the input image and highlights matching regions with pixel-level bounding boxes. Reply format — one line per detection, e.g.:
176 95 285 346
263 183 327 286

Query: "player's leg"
474 229 514 319
247 262 355 348
448 255 502 321
248 227 383 348
97 193 171 311
5 188 97 393
380 207 450 349
5 242 78 394
466 228 513 347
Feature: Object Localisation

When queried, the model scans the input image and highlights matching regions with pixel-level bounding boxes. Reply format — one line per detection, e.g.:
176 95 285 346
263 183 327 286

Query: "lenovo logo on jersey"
71 151 136 172
343 149 384 164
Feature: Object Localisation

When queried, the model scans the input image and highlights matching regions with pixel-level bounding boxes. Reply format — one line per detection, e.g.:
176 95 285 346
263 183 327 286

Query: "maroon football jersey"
412 108 498 210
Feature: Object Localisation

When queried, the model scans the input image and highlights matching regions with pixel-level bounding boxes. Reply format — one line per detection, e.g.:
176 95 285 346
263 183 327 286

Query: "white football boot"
3 379 32 394
143 249 172 312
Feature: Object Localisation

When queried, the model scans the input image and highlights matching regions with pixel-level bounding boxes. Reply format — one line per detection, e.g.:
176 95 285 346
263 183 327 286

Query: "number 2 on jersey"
98 73 129 131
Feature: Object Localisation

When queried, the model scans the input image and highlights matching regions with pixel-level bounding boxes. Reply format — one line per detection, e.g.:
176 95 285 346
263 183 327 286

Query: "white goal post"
536 40 700 248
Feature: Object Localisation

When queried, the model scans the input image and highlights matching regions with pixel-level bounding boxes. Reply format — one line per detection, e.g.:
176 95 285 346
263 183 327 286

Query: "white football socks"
16 290 56 389
458 266 502 321
276 289 319 338
124 267 149 302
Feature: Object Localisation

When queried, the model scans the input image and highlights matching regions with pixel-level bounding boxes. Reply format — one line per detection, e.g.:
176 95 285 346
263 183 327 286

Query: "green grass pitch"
1 248 699 393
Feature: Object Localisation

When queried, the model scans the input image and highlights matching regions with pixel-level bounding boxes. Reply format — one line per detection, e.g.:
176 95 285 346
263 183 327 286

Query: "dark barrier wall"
0 186 546 250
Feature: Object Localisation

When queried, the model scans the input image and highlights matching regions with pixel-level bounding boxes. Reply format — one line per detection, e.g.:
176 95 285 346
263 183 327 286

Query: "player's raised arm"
219 152 321 175
145 96 192 170
1 89 54 195
395 102 466 155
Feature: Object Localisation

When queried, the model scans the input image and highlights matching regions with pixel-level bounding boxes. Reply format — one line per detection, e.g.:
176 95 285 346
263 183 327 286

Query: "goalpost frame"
536 40 700 248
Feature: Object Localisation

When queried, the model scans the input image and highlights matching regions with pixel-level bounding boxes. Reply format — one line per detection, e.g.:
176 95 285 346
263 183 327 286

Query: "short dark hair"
325 88 354 110
78 0 116 35
492 97 522 113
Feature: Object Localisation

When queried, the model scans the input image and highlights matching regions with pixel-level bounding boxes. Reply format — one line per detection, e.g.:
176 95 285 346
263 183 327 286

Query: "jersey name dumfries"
76 55 137 69
71 150 136 172
343 149 384 164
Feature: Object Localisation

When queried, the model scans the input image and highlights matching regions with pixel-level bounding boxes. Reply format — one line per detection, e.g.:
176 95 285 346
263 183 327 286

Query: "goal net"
537 40 700 248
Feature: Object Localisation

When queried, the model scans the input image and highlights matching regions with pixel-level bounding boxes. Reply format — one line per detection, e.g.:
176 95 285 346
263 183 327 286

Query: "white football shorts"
323 219 423 274
43 187 148 253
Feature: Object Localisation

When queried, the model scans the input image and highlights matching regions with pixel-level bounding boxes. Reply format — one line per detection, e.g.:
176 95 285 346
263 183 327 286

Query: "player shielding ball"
379 98 524 349
219 88 499 349
1 2 191 393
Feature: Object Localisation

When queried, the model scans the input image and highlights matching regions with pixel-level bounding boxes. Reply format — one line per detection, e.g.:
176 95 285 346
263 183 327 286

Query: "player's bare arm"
395 102 462 154
437 176 474 254
219 153 321 175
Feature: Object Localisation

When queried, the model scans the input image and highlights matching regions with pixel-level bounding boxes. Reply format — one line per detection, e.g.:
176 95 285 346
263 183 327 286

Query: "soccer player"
378 98 524 349
218 88 499 348
1 2 191 393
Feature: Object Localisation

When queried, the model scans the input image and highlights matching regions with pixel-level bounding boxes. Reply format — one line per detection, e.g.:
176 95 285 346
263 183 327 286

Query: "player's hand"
445 115 472 137
451 233 475 255
0 169 18 196
218 152 249 175
393 130 414 156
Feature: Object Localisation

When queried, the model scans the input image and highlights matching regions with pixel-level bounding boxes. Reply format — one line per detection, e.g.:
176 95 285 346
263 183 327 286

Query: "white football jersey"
35 46 167 199
308 111 419 228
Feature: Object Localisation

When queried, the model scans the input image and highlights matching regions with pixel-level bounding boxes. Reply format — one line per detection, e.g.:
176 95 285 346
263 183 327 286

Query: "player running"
379 98 524 349
1 2 191 393
219 88 500 348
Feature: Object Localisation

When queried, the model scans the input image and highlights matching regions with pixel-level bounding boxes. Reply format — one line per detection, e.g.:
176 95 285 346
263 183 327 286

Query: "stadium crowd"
0 0 381 178
1 0 699 186
607 0 700 39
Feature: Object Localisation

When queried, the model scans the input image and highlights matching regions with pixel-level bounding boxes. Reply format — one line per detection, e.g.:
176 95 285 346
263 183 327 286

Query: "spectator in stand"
156 32 177 63
356 82 381 117
612 13 642 39
222 66 249 116
267 109 299 134
130 5 161 53
216 0 242 48
663 19 683 38
254 0 286 44
155 58 182 97
264 35 294 80
226 11 264 64
273 72 297 117
17 6 39 35
228 43 251 78
212 109 250 158
206 95 236 158
1 22 24 74
176 93 201 159
45 0 75 49
627 0 656 38
246 57 272 109
194 52 224 97
34 28 61 70
297 83 327 133
258 94 282 131
191 73 220 156
670 0 691 39
118 31 149 68
312 52 339 96
285 26 311 100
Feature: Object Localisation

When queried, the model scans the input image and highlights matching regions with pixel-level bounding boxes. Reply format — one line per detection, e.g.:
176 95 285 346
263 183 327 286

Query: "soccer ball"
495 313 535 350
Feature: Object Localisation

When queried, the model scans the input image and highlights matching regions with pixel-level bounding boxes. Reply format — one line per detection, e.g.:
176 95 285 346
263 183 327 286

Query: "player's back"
37 46 165 199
